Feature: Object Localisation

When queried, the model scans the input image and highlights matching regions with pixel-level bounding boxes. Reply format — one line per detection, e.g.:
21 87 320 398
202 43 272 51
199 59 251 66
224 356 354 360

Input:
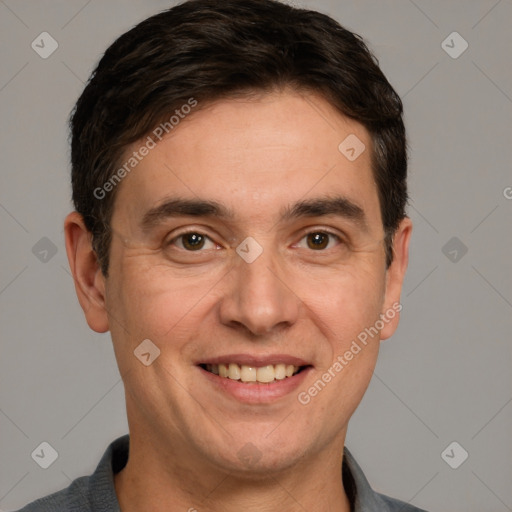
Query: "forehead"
113 90 381 228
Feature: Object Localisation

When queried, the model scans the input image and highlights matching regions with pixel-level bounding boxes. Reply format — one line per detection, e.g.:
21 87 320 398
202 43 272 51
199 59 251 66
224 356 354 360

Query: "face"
71 90 410 476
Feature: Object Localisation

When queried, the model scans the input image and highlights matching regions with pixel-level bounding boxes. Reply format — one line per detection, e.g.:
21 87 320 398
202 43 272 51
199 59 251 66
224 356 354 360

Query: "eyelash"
167 228 344 252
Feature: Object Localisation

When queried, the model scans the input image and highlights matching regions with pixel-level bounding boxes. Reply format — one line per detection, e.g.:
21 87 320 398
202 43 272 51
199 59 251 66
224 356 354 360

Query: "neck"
114 430 351 512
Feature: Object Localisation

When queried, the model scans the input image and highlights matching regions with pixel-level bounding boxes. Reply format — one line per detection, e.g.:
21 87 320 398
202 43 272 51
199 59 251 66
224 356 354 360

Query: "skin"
65 89 412 512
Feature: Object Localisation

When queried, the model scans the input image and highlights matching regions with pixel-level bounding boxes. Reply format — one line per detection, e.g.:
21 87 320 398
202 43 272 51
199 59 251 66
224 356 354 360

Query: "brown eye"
307 232 329 250
170 231 216 251
296 231 341 251
181 233 205 250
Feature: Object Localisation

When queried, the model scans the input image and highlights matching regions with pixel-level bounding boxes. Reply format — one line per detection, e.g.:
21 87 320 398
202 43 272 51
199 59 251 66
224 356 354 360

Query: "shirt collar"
343 446 395 511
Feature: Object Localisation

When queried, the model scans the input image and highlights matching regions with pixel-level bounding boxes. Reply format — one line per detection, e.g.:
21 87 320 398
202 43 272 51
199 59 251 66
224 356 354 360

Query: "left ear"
380 217 412 341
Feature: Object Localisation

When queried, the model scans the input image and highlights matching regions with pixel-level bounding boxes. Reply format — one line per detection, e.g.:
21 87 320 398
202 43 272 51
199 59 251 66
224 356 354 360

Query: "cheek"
306 263 386 347
106 257 221 344
299 269 384 421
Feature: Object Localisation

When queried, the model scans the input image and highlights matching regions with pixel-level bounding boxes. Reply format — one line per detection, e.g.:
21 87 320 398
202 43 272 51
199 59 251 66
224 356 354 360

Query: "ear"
64 211 109 333
380 217 412 341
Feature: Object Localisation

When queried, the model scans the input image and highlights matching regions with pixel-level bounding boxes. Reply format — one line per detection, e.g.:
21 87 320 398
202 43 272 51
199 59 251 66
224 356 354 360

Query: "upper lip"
197 354 311 367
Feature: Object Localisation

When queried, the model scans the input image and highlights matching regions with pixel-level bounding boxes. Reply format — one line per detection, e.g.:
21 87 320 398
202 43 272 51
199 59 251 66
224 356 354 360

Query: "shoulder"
13 475 91 511
12 434 128 512
343 446 430 512
376 492 429 511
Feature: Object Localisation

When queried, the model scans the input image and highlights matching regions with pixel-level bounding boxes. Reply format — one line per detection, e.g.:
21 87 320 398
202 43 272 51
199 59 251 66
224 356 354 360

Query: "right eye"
167 230 218 251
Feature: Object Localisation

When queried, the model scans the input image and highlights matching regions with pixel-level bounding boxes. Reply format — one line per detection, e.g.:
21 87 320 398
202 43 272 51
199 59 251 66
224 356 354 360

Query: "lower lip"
198 366 313 404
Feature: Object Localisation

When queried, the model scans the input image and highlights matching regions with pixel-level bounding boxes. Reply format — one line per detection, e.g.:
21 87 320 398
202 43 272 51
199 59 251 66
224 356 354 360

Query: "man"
17 0 425 510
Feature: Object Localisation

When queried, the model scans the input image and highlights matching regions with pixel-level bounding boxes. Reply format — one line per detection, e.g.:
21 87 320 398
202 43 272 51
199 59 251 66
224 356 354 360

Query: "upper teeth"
206 363 300 383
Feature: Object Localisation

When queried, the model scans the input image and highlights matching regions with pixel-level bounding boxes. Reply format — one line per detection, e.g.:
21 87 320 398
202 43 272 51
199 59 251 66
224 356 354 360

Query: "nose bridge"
219 238 300 336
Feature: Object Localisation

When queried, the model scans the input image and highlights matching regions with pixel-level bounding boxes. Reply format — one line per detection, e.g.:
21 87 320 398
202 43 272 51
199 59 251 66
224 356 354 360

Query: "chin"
203 435 306 477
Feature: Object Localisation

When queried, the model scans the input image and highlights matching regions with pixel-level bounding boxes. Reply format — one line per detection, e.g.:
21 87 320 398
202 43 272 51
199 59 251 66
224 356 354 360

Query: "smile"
197 355 313 403
202 363 303 383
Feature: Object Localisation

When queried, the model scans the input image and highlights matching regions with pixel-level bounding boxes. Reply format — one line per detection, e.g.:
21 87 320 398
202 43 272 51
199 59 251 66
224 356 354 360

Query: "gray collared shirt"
15 435 428 511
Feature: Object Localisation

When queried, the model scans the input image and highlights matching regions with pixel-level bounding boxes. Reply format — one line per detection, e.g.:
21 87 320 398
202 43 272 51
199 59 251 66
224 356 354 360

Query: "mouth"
196 355 313 403
199 363 307 384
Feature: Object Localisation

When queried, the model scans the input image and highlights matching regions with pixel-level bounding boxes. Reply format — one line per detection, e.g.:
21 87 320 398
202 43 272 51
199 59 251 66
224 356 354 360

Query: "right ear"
64 211 110 333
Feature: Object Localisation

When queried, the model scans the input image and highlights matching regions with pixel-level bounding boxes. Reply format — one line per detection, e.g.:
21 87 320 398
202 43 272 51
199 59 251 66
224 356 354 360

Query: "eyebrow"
140 195 368 231
281 196 367 230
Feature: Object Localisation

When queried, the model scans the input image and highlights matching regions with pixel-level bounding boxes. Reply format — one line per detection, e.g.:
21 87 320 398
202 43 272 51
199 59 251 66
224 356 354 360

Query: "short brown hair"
70 0 408 275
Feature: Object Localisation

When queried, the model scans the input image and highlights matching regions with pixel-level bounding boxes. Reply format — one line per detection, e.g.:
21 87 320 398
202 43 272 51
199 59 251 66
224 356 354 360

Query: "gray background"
1 1 511 510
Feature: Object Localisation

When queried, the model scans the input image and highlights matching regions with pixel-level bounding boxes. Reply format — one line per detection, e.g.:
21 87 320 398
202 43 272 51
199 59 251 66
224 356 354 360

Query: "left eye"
296 231 341 250
171 232 217 251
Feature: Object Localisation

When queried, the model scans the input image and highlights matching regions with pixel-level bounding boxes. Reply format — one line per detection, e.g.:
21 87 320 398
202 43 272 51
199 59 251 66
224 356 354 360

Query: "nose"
218 244 301 337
